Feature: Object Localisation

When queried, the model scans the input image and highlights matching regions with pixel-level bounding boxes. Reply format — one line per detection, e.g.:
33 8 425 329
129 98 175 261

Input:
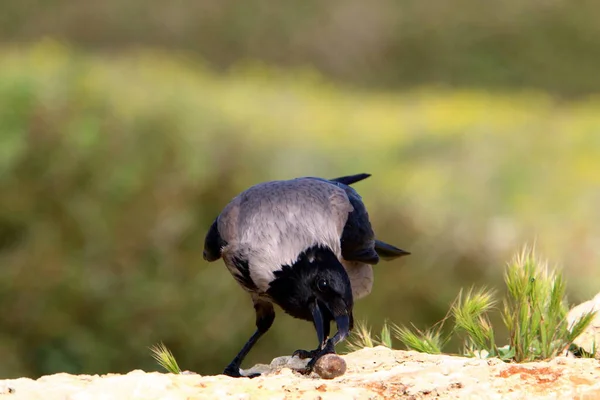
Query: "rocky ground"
1 346 600 400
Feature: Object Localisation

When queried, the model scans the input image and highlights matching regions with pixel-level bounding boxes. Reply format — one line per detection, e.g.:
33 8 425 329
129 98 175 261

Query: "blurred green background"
1 0 600 379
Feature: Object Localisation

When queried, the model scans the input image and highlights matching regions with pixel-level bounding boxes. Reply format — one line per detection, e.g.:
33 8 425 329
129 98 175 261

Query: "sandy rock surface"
1 346 600 400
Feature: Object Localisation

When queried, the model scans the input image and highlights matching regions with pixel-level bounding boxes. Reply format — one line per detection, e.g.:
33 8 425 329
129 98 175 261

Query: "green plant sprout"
150 342 182 374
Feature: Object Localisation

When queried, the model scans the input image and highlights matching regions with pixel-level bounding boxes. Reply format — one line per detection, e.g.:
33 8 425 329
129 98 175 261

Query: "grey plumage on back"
218 178 353 294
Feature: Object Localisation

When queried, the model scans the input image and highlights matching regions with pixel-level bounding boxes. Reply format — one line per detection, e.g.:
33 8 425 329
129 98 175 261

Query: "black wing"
305 173 380 264
339 188 380 265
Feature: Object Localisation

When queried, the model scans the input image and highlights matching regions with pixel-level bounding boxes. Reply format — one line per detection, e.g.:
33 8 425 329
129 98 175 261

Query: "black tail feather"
330 173 371 186
203 218 224 262
374 239 410 261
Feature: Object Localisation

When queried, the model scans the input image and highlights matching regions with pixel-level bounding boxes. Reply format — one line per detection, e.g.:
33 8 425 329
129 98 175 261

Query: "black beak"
320 295 352 345
333 314 350 345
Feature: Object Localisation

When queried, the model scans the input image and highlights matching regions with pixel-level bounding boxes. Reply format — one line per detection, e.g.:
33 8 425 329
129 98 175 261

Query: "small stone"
313 354 347 379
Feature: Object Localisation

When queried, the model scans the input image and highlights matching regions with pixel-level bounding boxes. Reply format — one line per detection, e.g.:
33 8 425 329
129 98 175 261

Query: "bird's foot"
297 341 336 375
223 364 261 379
292 348 321 360
293 337 329 359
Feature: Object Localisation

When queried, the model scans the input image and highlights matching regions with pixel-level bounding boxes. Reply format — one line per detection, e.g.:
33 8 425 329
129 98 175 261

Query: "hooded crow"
203 173 409 377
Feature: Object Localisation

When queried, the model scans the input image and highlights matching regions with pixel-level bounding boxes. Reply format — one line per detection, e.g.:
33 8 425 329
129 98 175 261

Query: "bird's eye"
316 278 328 292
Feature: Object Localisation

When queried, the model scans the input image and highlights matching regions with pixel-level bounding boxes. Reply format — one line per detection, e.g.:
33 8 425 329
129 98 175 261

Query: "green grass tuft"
346 319 395 352
150 342 182 374
392 324 446 354
451 286 497 357
501 246 597 362
379 319 393 349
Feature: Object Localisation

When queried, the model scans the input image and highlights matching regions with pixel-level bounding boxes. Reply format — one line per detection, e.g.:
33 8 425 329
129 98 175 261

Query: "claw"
292 348 320 360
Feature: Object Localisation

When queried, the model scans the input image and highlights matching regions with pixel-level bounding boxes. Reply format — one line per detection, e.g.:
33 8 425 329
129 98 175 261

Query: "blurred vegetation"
1 39 600 379
2 0 600 97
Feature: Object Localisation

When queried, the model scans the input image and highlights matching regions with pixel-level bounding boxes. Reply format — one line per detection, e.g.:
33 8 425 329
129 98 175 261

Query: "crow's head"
267 245 354 339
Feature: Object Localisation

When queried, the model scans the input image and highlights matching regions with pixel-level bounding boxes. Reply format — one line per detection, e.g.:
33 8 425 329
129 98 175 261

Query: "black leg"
223 298 275 378
293 302 332 359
